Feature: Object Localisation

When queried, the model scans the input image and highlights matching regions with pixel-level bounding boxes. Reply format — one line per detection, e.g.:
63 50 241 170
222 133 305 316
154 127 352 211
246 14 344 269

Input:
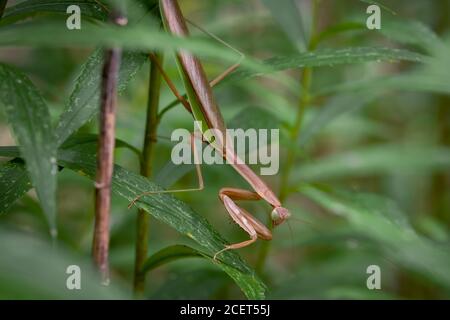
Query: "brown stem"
133 53 164 296
93 9 127 285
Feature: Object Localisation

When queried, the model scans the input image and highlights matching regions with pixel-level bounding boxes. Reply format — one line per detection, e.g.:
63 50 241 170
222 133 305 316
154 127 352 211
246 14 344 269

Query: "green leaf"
0 149 33 215
0 64 57 233
270 248 397 299
416 216 449 243
0 159 31 214
380 20 441 51
0 136 140 159
300 92 378 146
359 0 396 15
317 41 450 97
57 147 266 299
296 145 450 181
141 245 204 274
299 185 450 288
0 20 264 72
313 22 366 45
261 0 307 52
1 0 108 25
154 161 194 189
0 227 127 299
0 143 267 298
142 244 265 299
227 47 425 82
60 133 142 160
0 145 21 158
316 72 450 97
0 133 140 214
229 106 282 131
55 49 147 146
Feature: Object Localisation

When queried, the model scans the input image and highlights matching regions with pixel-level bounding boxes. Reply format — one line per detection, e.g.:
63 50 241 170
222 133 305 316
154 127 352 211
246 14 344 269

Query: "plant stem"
279 68 312 201
255 219 273 273
93 8 127 285
256 67 312 274
430 0 450 226
280 0 320 202
255 0 320 273
133 53 164 297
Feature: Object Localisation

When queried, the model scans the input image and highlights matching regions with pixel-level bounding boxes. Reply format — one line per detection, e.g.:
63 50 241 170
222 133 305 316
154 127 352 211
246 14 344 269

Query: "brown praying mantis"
130 0 291 260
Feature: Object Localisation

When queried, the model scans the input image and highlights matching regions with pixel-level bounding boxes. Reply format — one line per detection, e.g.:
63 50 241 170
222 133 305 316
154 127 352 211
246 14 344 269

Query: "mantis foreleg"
214 188 272 260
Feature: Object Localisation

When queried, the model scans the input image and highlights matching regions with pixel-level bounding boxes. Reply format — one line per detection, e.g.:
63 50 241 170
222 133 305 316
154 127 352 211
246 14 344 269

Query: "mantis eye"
271 207 290 226
271 209 280 221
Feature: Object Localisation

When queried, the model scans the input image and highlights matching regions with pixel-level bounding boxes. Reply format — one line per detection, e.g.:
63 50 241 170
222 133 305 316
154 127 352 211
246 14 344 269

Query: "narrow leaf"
359 0 396 15
0 20 264 72
228 47 425 82
1 0 108 25
316 38 450 97
154 161 194 189
0 227 127 299
299 185 450 288
316 72 450 97
261 0 307 52
0 146 21 158
0 64 57 233
0 133 140 214
229 106 282 131
141 245 204 274
300 92 378 146
380 20 441 51
0 143 267 299
0 160 31 214
60 133 142 160
296 145 450 181
57 147 266 299
54 49 147 146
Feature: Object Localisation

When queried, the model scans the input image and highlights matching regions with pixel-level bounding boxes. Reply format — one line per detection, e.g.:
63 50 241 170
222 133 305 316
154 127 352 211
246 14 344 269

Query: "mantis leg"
185 19 244 87
149 53 193 114
213 188 272 260
128 53 212 208
158 20 245 117
128 132 204 208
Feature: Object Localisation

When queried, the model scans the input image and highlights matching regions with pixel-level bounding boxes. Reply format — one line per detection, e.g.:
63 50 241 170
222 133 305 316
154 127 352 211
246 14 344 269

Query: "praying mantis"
131 0 290 259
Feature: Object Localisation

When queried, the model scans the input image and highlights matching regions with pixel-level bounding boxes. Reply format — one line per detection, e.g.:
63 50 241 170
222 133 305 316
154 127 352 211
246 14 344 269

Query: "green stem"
255 0 320 273
255 219 273 273
430 0 450 226
279 67 312 201
158 93 188 121
133 53 164 297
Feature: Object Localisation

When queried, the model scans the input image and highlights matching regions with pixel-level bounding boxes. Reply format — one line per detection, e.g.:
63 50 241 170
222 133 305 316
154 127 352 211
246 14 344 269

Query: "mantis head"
271 207 291 226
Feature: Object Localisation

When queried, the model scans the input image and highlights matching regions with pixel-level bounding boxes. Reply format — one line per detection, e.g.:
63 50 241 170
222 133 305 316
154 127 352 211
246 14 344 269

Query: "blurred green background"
0 0 449 299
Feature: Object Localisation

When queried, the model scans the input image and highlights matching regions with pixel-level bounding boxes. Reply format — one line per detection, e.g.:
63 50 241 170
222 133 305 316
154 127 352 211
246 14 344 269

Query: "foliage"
0 0 449 300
